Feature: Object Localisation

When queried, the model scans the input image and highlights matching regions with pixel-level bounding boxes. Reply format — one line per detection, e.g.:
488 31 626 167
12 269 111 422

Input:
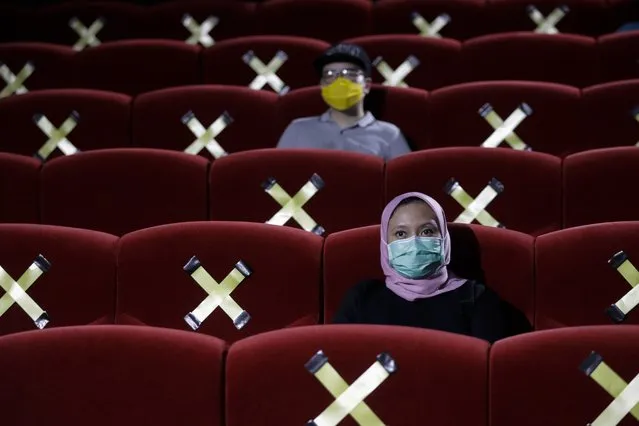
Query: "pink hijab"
381 192 468 301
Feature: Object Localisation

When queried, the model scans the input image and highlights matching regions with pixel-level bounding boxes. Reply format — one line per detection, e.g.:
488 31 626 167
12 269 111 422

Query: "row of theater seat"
3 324 639 425
1 0 637 43
2 147 638 236
0 31 636 95
1 81 638 158
1 219 638 340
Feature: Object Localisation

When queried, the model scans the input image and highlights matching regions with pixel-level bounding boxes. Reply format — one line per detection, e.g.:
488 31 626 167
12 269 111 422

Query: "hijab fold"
381 192 468 301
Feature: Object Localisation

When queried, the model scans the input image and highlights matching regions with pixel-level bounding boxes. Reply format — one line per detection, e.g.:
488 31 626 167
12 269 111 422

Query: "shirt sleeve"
331 285 361 324
276 122 301 149
386 130 412 161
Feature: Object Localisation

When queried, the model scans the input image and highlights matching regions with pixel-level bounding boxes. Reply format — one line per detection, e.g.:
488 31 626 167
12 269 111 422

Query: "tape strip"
411 12 450 38
243 50 290 95
606 251 639 323
372 56 420 88
479 103 533 151
69 17 104 51
182 14 218 47
262 174 326 236
0 62 34 98
306 350 397 426
444 178 505 228
33 112 81 161
527 5 569 34
183 256 252 330
182 110 232 158
0 255 51 329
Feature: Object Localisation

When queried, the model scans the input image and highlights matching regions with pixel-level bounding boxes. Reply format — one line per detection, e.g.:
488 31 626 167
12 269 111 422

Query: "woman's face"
387 201 441 243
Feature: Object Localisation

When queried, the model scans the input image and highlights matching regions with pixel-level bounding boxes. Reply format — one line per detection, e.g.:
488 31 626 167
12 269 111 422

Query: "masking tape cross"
606 251 639 323
182 14 218 47
0 255 51 329
242 50 290 95
581 351 639 426
527 5 569 35
69 17 104 51
181 110 232 158
373 55 420 88
411 12 451 38
183 256 252 331
0 62 34 98
305 350 397 426
262 174 326 236
444 178 505 228
479 103 533 151
33 111 80 161
631 106 639 147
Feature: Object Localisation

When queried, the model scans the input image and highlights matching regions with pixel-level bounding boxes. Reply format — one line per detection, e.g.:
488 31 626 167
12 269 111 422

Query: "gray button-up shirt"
276 111 412 161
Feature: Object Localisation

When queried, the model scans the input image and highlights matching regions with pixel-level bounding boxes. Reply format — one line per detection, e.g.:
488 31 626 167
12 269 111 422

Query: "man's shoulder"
369 117 402 135
286 115 323 128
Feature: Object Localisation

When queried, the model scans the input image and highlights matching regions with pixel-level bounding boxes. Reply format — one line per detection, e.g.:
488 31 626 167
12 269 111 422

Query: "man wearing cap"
276 43 412 161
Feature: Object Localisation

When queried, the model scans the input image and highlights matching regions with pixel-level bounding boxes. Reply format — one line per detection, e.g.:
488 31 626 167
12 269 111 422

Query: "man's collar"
320 110 376 128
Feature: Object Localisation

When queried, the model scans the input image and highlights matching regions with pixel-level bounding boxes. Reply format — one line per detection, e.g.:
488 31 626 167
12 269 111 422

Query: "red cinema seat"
427 81 582 157
323 223 534 327
202 36 330 92
582 80 639 151
486 0 608 37
535 222 639 329
0 89 131 160
563 148 639 228
0 325 225 426
386 148 562 236
133 85 279 157
116 222 321 342
0 43 74 95
0 224 117 336
0 154 40 224
209 149 385 235
226 325 489 425
372 0 488 40
598 31 639 83
143 1 256 44
71 40 201 96
256 0 372 44
26 2 146 47
461 33 598 88
275 85 431 151
490 325 639 426
345 34 463 90
0 5 16 42
40 148 208 236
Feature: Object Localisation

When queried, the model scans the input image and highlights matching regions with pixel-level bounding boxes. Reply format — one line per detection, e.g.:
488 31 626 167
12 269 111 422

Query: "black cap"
313 43 372 78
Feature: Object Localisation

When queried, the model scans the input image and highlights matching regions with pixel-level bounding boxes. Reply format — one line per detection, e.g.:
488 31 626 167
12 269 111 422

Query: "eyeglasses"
320 68 365 84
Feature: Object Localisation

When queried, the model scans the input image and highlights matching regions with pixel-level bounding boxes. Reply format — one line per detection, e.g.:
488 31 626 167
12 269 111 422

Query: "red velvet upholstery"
582 80 639 151
490 325 639 426
372 0 488 40
385 148 562 236
116 222 321 342
564 148 639 228
256 0 372 44
323 223 534 324
0 224 117 336
535 223 639 329
0 43 74 92
275 85 431 150
202 36 330 91
345 34 463 90
0 154 40 224
209 149 385 235
132 85 279 156
27 2 146 45
486 0 608 37
461 33 598 87
598 31 639 83
0 325 225 426
144 1 257 42
428 81 582 157
0 89 132 158
71 40 201 96
40 148 209 236
0 4 16 43
226 325 489 425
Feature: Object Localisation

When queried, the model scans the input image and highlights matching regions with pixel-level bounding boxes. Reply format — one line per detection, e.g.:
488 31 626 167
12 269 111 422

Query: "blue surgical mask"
387 236 444 279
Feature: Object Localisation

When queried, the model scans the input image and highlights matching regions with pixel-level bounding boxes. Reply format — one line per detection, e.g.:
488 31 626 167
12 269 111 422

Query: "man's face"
320 61 368 88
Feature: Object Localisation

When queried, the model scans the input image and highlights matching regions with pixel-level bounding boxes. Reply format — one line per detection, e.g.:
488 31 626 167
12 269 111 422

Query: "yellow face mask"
321 77 364 111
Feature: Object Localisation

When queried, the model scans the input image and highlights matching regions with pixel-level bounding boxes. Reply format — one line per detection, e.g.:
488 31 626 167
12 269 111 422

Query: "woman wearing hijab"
333 192 520 343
